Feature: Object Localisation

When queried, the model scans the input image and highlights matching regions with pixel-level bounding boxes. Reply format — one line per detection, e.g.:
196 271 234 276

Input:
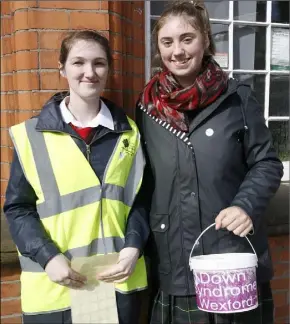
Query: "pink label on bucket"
194 268 258 313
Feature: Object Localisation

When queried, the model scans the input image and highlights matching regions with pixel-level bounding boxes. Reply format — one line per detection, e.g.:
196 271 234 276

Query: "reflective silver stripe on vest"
36 182 140 219
36 186 102 219
25 119 62 199
102 145 144 206
123 144 145 207
24 119 143 218
102 183 123 201
19 236 125 272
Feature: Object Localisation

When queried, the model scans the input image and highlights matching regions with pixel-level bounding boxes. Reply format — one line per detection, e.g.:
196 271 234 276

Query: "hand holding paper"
96 247 139 283
45 254 87 289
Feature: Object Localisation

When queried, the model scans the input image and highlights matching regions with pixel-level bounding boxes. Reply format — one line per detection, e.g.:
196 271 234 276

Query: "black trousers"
23 291 142 324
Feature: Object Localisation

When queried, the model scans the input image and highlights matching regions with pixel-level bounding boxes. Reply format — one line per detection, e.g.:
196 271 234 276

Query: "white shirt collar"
60 96 114 130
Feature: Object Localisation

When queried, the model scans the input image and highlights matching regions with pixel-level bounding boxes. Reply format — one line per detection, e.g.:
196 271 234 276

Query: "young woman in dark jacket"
136 1 283 323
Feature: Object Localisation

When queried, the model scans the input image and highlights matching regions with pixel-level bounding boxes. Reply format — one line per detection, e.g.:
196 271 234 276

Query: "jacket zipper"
86 144 91 161
39 128 125 256
86 132 119 255
86 130 127 256
39 129 109 254
86 135 107 254
86 140 106 255
85 131 122 255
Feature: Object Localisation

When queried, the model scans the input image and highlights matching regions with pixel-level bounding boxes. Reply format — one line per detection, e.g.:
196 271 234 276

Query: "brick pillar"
1 0 145 205
1 1 145 321
106 1 145 117
1 263 22 323
269 235 290 323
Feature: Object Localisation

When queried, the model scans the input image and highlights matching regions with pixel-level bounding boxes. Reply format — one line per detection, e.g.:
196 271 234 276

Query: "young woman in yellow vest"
4 30 149 324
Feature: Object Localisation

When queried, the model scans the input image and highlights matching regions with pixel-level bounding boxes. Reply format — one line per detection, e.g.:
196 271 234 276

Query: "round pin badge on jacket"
205 128 214 137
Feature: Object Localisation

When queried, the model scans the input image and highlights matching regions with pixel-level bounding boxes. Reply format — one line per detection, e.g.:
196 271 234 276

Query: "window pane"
150 1 169 16
234 1 266 22
211 23 229 69
205 1 228 20
233 25 266 70
268 121 290 162
271 28 290 71
272 1 289 23
233 73 265 107
151 1 230 19
269 75 289 116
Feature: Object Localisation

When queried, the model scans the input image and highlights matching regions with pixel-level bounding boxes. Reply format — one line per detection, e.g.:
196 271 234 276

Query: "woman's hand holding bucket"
215 206 253 237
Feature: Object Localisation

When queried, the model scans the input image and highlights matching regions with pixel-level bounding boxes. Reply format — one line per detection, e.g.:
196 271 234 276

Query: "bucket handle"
189 223 258 264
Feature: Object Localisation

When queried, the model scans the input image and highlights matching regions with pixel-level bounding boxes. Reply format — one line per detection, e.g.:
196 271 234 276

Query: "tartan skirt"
150 283 274 324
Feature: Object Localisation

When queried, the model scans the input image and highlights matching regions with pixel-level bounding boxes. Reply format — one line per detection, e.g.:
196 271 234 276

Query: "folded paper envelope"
70 253 119 324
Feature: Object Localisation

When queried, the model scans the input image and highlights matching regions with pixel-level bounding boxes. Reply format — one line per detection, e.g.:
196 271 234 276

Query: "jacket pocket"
150 214 171 274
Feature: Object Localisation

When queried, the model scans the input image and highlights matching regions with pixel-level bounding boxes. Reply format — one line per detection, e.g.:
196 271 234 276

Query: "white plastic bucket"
189 223 258 314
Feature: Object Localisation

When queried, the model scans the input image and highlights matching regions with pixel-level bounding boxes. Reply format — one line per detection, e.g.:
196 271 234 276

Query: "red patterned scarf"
140 59 228 132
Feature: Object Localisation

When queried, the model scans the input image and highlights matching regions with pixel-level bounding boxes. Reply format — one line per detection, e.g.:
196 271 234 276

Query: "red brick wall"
0 0 145 206
269 235 290 323
1 263 22 323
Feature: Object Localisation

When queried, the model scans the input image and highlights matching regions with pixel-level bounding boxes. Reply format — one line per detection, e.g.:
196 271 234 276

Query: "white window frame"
145 1 289 123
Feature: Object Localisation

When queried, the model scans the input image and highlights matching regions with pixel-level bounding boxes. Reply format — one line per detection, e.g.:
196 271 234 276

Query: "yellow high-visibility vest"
10 117 147 314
